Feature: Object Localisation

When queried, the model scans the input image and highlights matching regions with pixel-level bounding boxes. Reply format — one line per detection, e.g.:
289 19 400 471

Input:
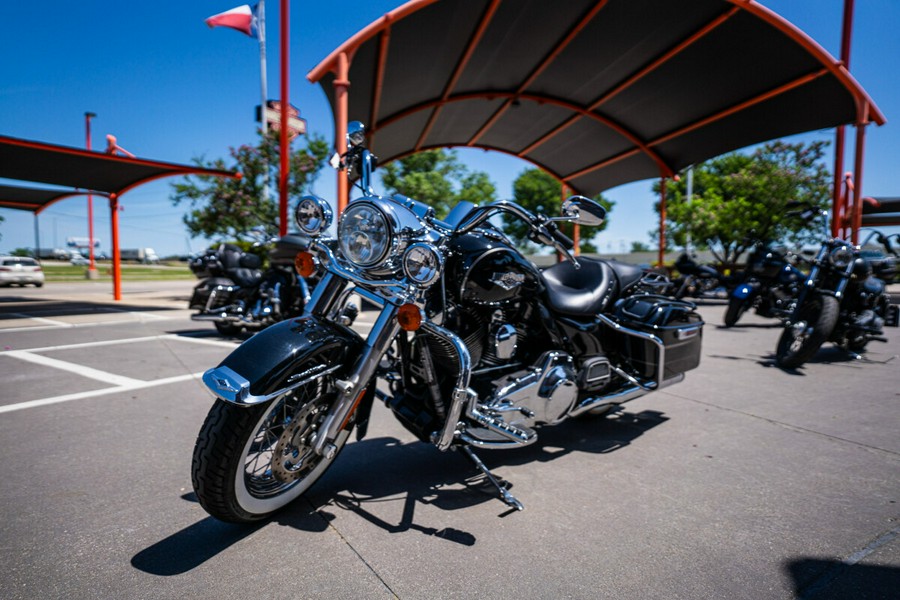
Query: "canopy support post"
33 213 40 257
658 177 667 268
850 121 867 245
832 0 855 238
109 195 121 301
335 52 350 214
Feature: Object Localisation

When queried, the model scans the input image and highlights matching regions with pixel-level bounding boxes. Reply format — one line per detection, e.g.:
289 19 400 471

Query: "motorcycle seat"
541 257 618 317
227 268 263 288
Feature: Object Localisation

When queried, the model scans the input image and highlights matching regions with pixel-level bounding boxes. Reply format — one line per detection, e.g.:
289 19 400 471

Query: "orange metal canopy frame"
0 134 240 299
308 0 884 257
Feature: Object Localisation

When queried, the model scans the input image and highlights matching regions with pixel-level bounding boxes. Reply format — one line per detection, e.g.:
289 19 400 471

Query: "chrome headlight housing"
338 202 393 268
402 242 442 287
830 246 854 268
294 195 333 236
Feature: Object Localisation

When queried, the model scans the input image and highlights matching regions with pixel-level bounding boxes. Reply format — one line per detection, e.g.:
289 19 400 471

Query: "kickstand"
460 445 524 511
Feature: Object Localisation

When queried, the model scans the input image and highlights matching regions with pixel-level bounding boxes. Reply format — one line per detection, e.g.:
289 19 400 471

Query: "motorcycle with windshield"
775 231 898 368
188 230 315 335
191 122 704 522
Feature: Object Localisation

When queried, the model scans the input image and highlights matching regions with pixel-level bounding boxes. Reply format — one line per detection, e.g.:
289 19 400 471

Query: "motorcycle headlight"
402 242 442 287
294 195 333 235
830 246 854 268
338 202 393 267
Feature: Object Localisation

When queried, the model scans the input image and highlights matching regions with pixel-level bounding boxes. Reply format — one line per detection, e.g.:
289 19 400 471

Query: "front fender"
732 281 759 300
202 315 364 405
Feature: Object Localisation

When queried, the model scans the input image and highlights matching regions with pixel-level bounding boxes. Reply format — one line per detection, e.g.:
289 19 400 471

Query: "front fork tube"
306 272 403 457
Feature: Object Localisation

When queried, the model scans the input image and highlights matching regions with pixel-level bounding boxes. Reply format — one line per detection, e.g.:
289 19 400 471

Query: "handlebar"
545 221 575 250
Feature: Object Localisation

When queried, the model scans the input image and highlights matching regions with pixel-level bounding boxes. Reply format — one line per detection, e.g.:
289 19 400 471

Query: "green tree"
653 140 830 265
506 168 614 253
630 241 651 253
170 129 330 239
380 149 496 219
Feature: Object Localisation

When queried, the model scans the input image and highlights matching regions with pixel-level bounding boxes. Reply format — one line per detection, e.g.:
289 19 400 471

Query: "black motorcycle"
669 252 728 299
188 233 315 336
190 121 704 522
775 232 899 368
723 242 803 327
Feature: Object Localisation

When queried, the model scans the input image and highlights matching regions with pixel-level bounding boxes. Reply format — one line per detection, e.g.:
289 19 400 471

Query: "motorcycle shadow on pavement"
758 346 893 375
785 557 900 599
292 409 668 542
131 410 667 574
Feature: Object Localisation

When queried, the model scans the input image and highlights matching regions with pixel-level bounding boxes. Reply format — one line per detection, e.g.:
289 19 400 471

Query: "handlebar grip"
549 225 575 250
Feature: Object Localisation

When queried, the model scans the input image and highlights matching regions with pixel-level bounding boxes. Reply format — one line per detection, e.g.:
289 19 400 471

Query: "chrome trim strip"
201 363 341 406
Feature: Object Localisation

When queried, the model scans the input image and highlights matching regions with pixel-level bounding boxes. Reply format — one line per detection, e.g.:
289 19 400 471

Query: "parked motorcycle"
668 252 728 299
775 232 899 368
190 122 704 522
723 242 803 327
188 232 315 336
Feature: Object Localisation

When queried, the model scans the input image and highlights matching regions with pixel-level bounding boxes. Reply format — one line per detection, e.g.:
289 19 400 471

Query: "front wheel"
723 296 748 328
775 294 839 368
191 346 351 523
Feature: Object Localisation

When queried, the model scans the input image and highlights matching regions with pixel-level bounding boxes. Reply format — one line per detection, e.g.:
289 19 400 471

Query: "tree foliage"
379 149 497 219
170 129 331 239
506 168 614 253
654 140 831 265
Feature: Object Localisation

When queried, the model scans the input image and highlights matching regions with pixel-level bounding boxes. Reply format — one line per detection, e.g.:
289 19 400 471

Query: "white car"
0 256 45 287
70 255 90 266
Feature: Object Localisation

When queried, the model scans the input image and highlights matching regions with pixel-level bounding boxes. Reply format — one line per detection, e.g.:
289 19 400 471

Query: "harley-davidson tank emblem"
490 271 525 290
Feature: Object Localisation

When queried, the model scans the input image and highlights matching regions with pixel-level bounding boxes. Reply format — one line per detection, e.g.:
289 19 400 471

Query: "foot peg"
460 445 523 511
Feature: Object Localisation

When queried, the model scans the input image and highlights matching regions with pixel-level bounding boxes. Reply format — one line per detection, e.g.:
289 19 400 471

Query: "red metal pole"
278 0 289 236
658 177 667 267
85 112 97 272
335 52 350 214
109 195 121 301
851 122 867 245
832 0 855 238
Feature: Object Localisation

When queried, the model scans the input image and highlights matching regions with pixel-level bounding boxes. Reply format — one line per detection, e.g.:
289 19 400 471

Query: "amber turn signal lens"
397 304 423 331
294 251 316 277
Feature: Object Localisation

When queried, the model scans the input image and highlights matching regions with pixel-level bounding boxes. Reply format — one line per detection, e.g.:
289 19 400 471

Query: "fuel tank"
446 230 543 306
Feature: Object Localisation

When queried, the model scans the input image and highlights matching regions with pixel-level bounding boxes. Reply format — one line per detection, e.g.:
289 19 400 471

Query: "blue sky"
1 0 898 257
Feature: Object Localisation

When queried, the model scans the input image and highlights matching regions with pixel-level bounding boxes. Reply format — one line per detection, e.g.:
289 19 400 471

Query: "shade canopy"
0 134 239 212
862 197 900 227
308 0 884 196
0 184 101 214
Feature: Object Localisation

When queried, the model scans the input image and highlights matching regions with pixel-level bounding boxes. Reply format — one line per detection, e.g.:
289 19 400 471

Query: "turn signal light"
397 303 423 331
294 251 316 277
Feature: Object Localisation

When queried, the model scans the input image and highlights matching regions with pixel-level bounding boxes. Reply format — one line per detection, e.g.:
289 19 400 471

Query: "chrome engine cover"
482 351 577 429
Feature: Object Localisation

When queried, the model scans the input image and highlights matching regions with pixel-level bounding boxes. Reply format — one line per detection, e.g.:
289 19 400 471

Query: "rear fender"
202 316 364 406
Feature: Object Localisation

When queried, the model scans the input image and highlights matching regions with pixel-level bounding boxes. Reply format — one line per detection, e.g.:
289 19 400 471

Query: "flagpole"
278 0 289 236
258 0 270 206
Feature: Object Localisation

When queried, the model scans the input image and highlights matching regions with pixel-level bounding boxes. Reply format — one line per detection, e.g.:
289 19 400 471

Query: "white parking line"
6 312 73 327
0 372 204 415
8 333 237 354
0 314 175 332
4 350 145 387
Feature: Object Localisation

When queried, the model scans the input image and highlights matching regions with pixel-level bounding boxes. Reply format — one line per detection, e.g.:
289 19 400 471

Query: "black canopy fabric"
862 197 900 227
0 184 101 214
308 0 884 196
0 135 238 212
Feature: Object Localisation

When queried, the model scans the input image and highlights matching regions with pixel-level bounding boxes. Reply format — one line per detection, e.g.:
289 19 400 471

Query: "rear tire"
191 346 351 523
723 297 747 328
776 294 839 368
214 321 242 336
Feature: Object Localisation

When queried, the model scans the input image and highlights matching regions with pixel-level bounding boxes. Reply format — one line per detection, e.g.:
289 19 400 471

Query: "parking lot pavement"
0 283 897 599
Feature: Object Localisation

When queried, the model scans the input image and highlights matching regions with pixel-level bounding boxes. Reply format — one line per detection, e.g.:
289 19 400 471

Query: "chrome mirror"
561 195 606 226
347 121 367 148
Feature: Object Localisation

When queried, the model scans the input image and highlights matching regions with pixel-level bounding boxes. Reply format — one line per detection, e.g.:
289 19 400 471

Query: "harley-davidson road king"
191 122 704 521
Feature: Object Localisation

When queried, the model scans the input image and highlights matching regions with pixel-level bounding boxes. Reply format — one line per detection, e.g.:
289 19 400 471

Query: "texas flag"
205 4 259 38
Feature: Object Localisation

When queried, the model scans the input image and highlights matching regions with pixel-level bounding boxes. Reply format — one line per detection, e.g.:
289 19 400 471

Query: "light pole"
85 111 97 275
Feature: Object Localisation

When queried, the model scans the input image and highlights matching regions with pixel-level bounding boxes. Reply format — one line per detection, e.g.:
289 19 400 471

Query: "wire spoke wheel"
192 345 351 523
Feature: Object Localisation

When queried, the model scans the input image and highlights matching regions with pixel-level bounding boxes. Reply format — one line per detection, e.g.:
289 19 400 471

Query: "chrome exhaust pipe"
568 373 684 417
